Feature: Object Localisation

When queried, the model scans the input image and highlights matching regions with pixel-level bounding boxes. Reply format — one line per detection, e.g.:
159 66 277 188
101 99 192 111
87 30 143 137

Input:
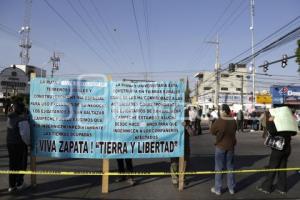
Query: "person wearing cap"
6 102 30 192
210 104 237 195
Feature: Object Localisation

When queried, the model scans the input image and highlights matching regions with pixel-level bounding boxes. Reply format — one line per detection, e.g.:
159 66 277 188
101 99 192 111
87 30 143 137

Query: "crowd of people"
5 101 298 196
110 104 298 196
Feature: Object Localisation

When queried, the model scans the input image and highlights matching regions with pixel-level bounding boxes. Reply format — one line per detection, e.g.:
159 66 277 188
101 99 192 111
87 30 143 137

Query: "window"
11 72 17 76
221 74 229 78
1 81 26 87
221 87 228 91
236 75 242 78
204 87 212 90
236 88 242 91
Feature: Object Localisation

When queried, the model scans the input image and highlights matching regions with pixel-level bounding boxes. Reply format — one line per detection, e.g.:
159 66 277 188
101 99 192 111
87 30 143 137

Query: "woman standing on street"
257 110 297 195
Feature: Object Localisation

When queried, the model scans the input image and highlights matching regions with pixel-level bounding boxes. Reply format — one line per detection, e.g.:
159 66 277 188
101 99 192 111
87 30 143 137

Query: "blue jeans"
214 147 235 192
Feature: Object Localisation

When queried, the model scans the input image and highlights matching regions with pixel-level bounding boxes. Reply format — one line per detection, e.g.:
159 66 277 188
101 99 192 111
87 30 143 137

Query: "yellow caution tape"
0 167 300 176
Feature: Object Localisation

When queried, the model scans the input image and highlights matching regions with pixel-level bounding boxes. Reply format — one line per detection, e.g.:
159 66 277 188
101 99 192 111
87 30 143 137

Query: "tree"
184 77 191 103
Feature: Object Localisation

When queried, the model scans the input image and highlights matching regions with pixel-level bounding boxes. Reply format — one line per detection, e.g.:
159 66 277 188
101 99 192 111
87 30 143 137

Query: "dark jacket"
210 115 237 150
266 121 297 149
6 113 27 144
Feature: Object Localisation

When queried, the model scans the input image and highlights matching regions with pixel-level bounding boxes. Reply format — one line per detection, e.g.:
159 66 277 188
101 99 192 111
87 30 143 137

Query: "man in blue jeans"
210 104 237 195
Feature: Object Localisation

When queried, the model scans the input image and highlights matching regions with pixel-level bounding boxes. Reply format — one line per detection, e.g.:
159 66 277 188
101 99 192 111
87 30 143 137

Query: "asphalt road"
0 119 300 200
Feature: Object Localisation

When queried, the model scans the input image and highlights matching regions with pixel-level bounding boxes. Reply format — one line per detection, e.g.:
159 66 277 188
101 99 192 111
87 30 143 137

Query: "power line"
44 0 113 70
198 18 300 87
187 0 235 67
236 26 300 64
0 24 19 37
196 2 248 67
67 0 118 67
89 0 135 72
218 3 248 35
77 0 124 67
192 0 247 67
0 23 52 53
222 79 296 84
224 16 300 66
131 0 147 74
143 0 152 70
0 23 88 73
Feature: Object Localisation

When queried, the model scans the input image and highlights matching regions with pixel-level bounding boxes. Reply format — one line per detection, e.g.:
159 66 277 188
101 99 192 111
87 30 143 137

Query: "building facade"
194 65 252 114
0 67 29 98
0 64 46 109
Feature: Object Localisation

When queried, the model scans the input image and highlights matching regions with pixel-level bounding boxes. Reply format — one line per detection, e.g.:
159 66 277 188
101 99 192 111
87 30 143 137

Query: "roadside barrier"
1 167 300 176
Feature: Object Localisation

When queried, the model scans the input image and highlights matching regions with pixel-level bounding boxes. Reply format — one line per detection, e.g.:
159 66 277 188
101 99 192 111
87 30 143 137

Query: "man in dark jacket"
6 102 30 192
210 104 237 195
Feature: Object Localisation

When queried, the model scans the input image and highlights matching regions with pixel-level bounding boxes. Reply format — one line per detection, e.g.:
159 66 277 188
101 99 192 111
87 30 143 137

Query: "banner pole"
178 157 185 191
101 159 110 193
178 79 185 191
30 72 37 187
102 74 112 194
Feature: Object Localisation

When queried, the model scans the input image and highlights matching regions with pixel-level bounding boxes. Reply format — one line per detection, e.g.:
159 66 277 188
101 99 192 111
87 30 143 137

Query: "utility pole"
19 0 32 65
250 0 255 110
241 75 244 110
50 52 60 78
207 34 220 109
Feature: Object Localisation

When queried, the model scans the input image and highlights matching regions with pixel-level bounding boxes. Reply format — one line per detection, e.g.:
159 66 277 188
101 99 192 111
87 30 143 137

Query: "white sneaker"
127 178 136 186
171 178 178 185
8 187 16 192
229 189 235 195
211 187 221 195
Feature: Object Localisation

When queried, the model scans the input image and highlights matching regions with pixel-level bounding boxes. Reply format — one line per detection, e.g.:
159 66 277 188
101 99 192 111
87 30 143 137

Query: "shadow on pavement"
185 154 268 190
235 171 265 192
287 172 300 191
0 175 100 200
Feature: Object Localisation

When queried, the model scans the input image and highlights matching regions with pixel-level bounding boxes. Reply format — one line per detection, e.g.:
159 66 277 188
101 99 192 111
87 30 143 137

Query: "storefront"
270 85 300 109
